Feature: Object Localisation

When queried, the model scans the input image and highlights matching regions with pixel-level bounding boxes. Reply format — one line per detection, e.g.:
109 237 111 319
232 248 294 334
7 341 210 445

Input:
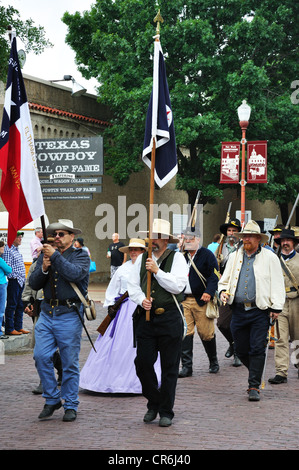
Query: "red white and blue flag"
142 39 177 188
0 34 45 246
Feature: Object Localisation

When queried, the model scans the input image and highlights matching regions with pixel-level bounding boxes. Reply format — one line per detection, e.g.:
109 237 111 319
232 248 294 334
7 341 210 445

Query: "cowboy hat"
47 219 82 235
183 226 201 237
268 224 284 236
235 220 269 244
275 228 299 245
119 238 147 253
138 219 179 243
219 219 241 236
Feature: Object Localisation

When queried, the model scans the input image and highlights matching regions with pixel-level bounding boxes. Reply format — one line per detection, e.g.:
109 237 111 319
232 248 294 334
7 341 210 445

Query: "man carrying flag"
128 15 188 427
0 31 45 247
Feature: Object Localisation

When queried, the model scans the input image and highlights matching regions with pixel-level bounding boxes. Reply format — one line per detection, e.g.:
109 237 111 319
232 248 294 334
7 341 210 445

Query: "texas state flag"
0 33 45 246
142 40 177 188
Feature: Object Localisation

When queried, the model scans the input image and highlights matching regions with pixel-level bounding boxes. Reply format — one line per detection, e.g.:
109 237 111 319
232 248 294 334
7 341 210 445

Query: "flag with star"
0 33 45 246
142 39 177 188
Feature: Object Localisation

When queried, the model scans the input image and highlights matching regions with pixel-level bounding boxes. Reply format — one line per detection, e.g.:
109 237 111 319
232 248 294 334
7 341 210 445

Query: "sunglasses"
54 231 69 238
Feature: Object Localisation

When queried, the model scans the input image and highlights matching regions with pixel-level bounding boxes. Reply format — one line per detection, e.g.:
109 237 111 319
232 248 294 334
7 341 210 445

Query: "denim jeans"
4 279 24 333
0 282 8 336
34 305 83 410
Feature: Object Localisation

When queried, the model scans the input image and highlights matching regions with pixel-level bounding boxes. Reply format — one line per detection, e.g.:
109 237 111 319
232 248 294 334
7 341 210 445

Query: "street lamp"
237 100 251 226
50 75 87 97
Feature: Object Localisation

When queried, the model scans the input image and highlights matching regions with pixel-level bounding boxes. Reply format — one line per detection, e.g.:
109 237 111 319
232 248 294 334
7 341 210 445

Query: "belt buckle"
51 299 59 307
244 302 252 308
155 308 165 315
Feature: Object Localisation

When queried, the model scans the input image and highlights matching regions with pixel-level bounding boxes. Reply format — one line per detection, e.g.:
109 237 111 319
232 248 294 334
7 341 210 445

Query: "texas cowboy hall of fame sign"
220 140 267 185
35 136 103 200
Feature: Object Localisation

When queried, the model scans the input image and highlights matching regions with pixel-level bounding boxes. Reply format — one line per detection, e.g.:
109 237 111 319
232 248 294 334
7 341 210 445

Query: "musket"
285 193 299 229
188 190 201 228
97 291 129 335
270 215 278 249
180 190 201 252
215 201 232 269
277 193 299 257
261 318 277 389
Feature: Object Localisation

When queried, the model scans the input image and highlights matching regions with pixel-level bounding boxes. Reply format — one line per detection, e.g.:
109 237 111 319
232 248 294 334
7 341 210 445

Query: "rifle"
97 291 129 335
180 190 201 252
285 193 299 229
215 201 232 269
270 215 278 249
277 193 299 256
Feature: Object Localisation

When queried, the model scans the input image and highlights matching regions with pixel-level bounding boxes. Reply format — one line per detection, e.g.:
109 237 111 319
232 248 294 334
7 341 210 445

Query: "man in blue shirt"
3 232 27 335
30 219 90 422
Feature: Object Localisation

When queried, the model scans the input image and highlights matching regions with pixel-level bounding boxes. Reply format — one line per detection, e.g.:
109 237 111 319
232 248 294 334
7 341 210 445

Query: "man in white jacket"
218 220 285 401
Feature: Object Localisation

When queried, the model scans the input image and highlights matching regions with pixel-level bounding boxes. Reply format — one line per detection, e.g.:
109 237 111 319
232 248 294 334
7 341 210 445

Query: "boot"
248 354 265 394
178 335 193 377
32 380 43 395
53 350 63 386
202 336 219 373
232 354 242 367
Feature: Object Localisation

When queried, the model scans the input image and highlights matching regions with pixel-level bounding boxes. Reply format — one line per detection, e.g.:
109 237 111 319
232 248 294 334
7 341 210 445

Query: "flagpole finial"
154 10 164 35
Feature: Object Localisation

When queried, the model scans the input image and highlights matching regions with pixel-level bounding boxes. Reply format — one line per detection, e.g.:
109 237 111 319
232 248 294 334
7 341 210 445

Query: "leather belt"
285 286 299 293
234 302 257 309
44 298 79 306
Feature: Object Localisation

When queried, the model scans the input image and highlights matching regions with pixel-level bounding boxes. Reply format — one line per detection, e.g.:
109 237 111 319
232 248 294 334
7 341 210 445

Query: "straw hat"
119 238 147 253
47 219 82 235
235 220 269 244
138 219 179 243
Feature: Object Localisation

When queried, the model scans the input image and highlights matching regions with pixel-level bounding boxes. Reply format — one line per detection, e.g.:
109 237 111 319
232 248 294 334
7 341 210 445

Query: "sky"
3 0 98 95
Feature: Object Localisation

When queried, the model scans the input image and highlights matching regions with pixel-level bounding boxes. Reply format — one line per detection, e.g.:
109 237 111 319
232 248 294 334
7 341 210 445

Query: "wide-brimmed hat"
47 219 82 235
275 228 299 245
119 238 147 253
138 219 179 243
183 226 201 237
235 220 269 244
269 224 284 236
220 219 241 236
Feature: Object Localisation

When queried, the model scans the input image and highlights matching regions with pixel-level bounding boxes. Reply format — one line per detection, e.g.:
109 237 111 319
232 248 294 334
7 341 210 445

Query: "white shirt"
127 251 188 307
104 260 134 307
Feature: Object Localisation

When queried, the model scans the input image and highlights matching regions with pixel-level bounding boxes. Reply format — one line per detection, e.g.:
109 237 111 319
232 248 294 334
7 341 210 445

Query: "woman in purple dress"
80 238 161 393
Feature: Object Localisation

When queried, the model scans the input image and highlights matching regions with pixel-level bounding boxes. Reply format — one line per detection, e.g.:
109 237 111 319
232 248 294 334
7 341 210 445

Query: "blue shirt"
0 257 12 284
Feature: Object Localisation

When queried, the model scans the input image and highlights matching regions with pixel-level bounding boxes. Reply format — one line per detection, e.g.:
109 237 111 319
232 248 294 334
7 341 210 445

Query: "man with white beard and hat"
218 220 285 401
29 219 90 422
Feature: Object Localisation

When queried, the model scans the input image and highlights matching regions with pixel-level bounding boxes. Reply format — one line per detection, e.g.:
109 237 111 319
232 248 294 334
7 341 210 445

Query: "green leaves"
62 0 298 213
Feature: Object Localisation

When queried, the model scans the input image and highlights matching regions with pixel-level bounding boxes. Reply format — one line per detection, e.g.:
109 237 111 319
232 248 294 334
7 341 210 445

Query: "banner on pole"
220 142 240 183
247 141 267 183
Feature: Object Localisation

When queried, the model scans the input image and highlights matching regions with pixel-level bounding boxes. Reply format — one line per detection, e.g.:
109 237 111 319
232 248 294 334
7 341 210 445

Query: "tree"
0 4 52 82
63 0 299 221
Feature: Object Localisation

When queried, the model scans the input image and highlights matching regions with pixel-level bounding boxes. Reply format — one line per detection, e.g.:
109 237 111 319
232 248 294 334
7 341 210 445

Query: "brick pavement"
0 301 298 452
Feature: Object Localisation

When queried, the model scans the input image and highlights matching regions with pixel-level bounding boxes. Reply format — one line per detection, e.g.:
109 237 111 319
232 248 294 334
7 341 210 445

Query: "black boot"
247 354 265 400
202 336 219 373
53 350 63 386
178 335 193 377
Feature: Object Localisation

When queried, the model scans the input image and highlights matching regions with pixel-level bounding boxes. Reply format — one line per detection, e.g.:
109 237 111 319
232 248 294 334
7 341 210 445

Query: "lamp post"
50 75 87 97
237 100 251 226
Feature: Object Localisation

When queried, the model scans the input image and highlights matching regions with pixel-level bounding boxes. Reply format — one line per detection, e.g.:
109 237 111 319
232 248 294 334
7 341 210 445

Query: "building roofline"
29 102 112 127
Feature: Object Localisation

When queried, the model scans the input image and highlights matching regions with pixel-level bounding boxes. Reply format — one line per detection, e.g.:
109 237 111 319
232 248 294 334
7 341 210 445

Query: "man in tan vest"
269 228 299 384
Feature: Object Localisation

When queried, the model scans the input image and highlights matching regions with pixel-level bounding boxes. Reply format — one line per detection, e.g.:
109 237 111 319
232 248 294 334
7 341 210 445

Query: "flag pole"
145 11 164 321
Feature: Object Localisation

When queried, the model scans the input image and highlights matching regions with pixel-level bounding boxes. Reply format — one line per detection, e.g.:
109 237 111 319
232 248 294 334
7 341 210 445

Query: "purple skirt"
80 298 161 393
